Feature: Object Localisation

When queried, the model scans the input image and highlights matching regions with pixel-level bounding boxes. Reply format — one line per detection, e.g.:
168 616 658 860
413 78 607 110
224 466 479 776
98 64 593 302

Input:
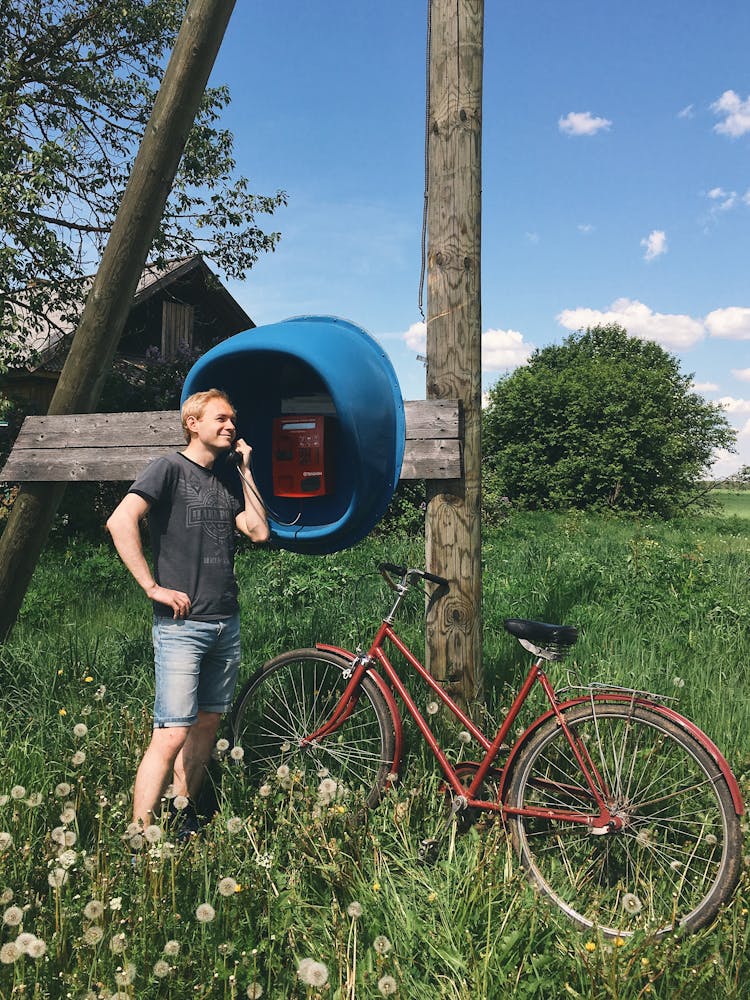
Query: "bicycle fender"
315 642 404 778
499 694 744 816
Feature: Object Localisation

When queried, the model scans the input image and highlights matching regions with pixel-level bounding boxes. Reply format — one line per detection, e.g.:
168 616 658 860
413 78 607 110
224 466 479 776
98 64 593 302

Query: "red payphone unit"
271 415 332 497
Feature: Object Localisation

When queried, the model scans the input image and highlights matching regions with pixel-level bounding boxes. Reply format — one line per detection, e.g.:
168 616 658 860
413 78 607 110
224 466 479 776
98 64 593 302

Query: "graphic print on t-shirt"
181 475 236 543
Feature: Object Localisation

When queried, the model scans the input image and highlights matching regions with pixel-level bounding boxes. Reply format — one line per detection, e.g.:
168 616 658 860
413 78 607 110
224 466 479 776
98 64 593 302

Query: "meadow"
0 508 748 999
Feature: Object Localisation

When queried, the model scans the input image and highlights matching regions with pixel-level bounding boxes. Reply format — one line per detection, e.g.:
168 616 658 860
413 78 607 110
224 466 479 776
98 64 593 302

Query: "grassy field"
0 510 748 998
712 490 750 520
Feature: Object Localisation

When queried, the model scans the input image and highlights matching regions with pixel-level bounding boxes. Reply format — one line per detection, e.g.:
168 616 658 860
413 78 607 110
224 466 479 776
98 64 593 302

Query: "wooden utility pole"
425 0 484 704
0 0 237 641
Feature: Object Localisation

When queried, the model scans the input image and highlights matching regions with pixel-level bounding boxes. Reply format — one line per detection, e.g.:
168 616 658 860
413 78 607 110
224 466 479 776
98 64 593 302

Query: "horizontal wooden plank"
10 399 460 450
1 439 462 482
399 440 462 480
0 399 462 482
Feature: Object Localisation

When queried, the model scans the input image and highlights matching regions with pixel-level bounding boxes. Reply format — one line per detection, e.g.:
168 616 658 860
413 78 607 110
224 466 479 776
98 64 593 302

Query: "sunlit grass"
0 512 748 997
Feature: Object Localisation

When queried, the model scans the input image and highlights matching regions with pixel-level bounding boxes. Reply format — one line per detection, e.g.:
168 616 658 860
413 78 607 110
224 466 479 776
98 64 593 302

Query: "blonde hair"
181 389 236 443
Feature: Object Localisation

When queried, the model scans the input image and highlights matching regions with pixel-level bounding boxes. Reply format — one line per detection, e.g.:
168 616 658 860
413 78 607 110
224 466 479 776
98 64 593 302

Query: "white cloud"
403 320 426 352
717 396 750 414
525 231 540 245
641 230 667 261
732 368 750 381
577 223 595 235
557 298 705 349
678 104 695 119
711 90 750 137
558 111 612 136
693 380 719 392
482 329 534 372
742 418 750 436
705 307 750 340
707 186 738 211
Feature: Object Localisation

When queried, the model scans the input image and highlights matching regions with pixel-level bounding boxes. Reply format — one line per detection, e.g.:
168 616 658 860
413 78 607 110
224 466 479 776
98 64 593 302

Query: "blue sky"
209 1 750 477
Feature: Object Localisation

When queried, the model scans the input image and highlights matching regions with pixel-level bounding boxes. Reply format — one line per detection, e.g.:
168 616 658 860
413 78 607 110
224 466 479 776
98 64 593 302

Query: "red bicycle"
231 563 744 938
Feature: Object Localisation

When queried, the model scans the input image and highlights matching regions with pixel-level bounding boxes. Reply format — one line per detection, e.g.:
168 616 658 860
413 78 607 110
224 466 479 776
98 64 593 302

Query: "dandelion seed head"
458 730 472 744
0 796 7 806
215 738 230 753
129 834 144 850
378 975 398 996
3 905 23 926
230 745 244 761
280 741 291 753
73 722 88 738
84 900 105 921
426 701 439 715
705 833 718 846
318 777 338 803
109 932 127 954
297 958 329 986
0 941 20 964
10 785 26 800
672 676 685 689
51 826 66 845
54 783 72 798
60 806 76 823
83 925 104 946
72 751 86 767
373 935 392 955
163 939 180 957
15 932 35 954
246 984 263 999
26 937 46 959
57 848 77 869
226 816 243 834
153 959 171 978
26 792 43 807
276 764 290 780
347 901 363 919
621 893 642 914
115 962 136 986
144 825 162 844
0 889 12 905
94 684 106 700
0 833 13 851
195 902 216 923
47 868 68 888
218 876 238 897
173 795 189 811
258 783 272 798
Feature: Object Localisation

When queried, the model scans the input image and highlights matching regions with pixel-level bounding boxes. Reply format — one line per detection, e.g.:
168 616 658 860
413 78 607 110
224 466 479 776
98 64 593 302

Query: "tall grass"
0 511 748 998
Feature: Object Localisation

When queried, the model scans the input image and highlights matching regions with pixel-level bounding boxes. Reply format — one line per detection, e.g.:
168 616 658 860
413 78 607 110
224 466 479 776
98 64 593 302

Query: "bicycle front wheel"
231 649 395 808
506 701 742 937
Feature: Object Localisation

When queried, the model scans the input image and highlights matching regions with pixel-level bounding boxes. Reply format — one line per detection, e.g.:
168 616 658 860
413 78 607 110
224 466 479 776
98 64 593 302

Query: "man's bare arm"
106 493 192 618
231 439 270 543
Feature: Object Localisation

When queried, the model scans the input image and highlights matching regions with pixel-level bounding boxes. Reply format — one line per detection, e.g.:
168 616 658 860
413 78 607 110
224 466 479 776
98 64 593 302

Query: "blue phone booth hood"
180 316 406 554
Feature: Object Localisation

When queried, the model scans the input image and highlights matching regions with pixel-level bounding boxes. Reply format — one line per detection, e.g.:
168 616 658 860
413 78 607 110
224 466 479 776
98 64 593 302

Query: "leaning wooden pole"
425 0 484 704
0 0 237 641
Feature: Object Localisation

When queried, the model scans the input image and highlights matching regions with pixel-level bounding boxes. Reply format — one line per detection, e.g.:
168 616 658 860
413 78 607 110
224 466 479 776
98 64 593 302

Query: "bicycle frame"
308 614 744 825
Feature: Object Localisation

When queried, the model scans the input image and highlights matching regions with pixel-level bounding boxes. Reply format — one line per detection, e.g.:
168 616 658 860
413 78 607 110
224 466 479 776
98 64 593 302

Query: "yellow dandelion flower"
614 937 625 947
84 676 93 683
57 669 63 676
584 941 596 952
372 881 381 892
427 891 437 903
59 708 67 716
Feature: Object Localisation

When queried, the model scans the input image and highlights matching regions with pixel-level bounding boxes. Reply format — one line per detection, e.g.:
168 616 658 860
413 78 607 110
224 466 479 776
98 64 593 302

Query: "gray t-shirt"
129 452 244 620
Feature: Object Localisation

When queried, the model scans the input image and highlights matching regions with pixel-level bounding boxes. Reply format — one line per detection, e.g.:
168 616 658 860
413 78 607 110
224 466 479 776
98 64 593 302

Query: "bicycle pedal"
418 838 440 863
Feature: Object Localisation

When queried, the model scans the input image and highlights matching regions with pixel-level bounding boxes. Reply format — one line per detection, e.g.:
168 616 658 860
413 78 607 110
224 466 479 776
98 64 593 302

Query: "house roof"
8 255 253 369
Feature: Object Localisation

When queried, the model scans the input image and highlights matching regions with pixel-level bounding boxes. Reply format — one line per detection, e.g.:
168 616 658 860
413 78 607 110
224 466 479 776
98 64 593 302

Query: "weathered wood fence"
0 399 460 483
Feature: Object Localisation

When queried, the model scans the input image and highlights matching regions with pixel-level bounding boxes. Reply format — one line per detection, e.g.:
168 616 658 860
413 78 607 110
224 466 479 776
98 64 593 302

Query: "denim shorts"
152 613 241 727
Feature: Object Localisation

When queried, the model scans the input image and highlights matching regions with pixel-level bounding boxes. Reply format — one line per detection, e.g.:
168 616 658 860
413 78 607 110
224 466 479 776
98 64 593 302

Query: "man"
106 389 269 831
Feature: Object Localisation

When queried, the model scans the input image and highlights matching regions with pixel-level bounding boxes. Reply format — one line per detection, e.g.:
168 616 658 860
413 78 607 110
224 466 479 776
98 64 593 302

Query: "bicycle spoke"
507 703 741 937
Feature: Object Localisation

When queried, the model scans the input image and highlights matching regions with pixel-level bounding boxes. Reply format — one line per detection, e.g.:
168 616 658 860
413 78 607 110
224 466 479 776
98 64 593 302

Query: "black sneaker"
169 799 201 842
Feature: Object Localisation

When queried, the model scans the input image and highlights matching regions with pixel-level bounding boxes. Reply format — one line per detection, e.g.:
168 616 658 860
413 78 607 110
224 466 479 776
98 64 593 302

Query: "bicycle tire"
231 649 396 808
506 701 742 937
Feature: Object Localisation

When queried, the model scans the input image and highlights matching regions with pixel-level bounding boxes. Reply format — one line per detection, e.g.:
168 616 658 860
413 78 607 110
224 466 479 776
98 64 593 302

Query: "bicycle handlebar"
378 562 450 590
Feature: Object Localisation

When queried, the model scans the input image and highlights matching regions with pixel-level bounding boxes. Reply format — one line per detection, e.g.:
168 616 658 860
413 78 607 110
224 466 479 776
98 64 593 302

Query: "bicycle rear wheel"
506 701 742 937
231 649 395 808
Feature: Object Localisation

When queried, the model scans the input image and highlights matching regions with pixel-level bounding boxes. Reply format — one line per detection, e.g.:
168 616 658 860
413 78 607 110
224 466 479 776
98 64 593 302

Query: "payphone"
271 414 332 498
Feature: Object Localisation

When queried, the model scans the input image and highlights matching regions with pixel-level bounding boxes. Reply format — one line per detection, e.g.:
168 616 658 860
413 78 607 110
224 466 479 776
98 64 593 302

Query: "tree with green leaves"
0 0 285 366
482 324 735 516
